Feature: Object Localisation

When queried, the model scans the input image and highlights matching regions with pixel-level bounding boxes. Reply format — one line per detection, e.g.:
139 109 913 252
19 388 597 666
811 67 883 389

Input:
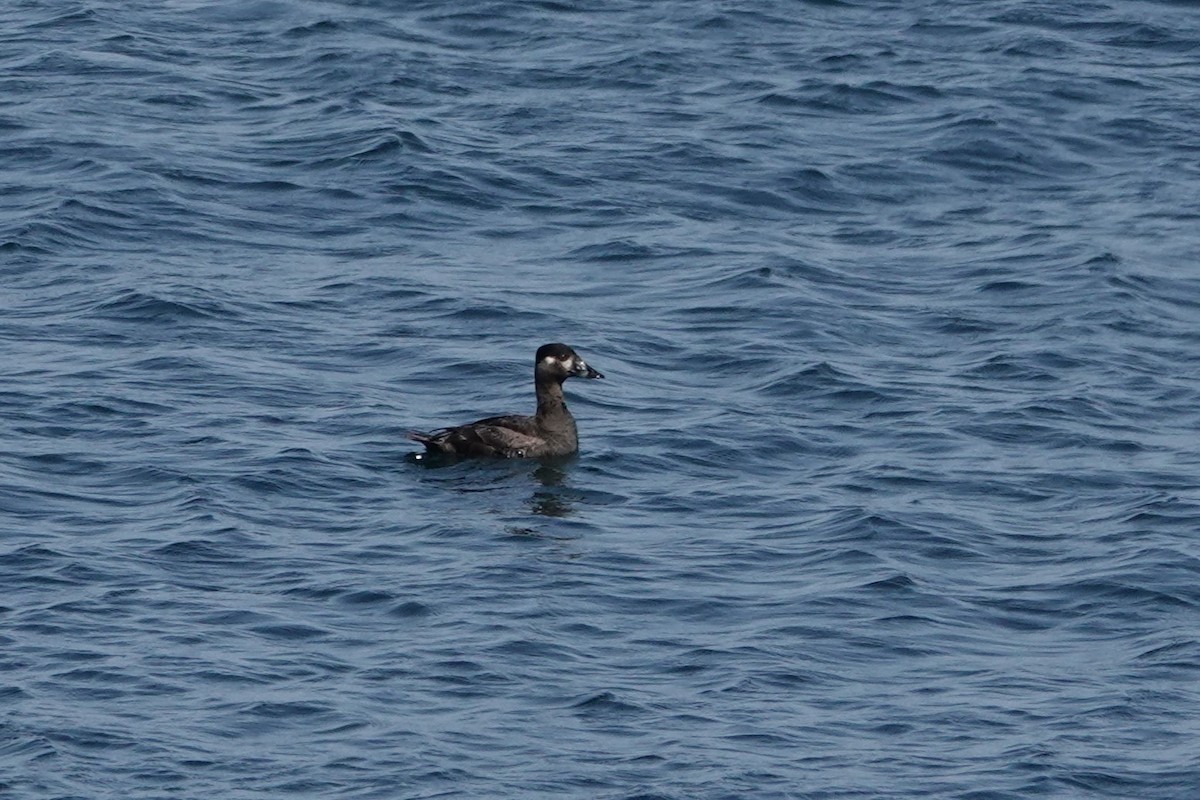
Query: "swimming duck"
409 343 604 458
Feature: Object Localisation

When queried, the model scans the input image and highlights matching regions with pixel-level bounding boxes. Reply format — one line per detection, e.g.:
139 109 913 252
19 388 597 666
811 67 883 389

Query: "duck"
409 343 604 458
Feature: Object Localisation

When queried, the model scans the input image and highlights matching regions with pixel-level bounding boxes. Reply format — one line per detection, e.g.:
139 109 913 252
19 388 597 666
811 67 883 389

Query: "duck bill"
574 360 603 379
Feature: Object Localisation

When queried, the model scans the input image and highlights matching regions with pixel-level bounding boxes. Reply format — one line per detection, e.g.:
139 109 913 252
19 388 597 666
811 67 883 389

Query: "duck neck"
535 378 569 419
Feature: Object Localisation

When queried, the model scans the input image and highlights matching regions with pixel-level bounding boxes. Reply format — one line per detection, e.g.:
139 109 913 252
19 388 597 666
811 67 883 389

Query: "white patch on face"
541 355 558 366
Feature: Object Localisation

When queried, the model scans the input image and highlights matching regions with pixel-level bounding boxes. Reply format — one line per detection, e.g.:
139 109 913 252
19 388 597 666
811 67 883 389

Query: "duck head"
535 342 604 382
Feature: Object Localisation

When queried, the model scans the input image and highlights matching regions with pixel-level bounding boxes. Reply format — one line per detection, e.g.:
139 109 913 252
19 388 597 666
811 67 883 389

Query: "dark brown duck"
409 343 604 458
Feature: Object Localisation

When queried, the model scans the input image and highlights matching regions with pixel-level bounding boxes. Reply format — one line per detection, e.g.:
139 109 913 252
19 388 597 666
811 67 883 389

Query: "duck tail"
410 430 455 454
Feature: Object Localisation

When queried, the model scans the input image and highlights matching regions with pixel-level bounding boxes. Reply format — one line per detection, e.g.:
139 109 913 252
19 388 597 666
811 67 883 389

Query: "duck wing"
409 414 541 458
468 414 539 436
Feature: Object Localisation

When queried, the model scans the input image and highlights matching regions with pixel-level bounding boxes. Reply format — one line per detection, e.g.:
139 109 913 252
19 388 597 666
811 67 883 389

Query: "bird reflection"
406 451 582 519
530 461 573 517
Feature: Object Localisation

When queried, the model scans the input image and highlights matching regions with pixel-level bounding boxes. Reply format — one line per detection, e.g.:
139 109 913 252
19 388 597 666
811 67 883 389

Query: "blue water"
3 1 1200 797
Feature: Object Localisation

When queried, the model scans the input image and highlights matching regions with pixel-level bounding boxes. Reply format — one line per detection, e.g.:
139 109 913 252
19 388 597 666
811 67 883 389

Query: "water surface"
3 1 1200 798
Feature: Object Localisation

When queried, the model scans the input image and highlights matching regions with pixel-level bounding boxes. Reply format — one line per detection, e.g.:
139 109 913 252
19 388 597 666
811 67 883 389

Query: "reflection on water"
530 489 572 517
406 452 581 517
530 461 574 517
